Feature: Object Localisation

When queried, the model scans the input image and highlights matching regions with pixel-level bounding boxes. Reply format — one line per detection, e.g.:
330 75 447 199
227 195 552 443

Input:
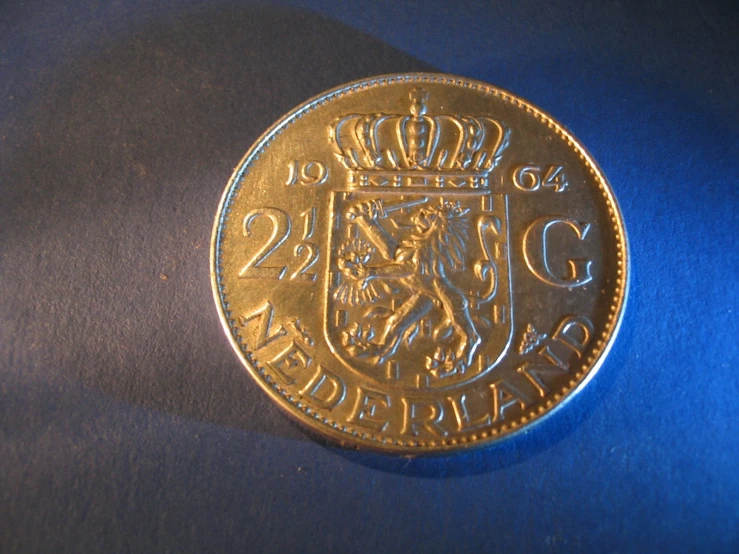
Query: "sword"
344 196 429 259
346 196 428 220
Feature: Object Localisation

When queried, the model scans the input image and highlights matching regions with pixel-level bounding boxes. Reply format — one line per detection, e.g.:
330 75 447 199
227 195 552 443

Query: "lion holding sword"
338 196 485 371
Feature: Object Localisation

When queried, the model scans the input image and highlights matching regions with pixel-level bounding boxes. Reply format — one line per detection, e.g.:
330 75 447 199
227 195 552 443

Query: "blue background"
1 1 737 552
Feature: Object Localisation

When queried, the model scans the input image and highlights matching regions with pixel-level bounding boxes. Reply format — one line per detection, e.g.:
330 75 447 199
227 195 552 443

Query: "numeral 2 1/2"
238 207 318 281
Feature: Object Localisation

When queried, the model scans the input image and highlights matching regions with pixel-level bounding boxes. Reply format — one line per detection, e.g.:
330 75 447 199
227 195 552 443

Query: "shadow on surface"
0 5 434 444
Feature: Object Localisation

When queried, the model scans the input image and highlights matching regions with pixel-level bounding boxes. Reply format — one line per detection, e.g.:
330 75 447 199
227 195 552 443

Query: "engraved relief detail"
325 90 514 390
523 216 594 287
518 323 548 355
330 88 510 189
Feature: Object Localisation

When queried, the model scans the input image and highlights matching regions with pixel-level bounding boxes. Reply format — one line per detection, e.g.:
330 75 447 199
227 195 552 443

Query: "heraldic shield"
324 88 514 390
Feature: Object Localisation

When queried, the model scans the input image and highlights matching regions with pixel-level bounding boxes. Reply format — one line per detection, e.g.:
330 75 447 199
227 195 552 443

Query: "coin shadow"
0 5 433 442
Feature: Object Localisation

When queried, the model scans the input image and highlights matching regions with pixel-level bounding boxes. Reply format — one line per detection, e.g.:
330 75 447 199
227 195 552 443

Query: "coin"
211 74 628 453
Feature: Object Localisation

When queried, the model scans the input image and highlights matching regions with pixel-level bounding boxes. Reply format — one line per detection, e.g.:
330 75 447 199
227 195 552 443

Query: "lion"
341 197 483 370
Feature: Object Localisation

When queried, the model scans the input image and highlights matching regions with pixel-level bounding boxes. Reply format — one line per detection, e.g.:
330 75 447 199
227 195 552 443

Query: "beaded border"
211 73 628 452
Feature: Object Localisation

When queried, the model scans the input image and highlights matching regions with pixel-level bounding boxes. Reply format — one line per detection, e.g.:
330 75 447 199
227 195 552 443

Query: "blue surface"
1 1 737 552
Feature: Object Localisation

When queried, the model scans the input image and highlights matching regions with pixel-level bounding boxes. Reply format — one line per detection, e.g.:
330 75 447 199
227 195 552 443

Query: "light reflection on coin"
211 74 628 453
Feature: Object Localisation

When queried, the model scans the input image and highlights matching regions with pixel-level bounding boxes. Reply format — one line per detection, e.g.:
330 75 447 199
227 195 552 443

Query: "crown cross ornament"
329 88 511 189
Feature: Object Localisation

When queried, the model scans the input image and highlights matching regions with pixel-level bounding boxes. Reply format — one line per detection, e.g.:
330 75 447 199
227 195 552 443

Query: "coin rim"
210 72 630 454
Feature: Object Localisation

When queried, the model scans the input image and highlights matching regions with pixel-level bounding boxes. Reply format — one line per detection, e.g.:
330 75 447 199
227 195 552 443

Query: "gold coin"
211 74 628 453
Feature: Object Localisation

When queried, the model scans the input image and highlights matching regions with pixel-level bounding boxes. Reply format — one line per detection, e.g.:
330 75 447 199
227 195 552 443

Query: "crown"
329 88 510 189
